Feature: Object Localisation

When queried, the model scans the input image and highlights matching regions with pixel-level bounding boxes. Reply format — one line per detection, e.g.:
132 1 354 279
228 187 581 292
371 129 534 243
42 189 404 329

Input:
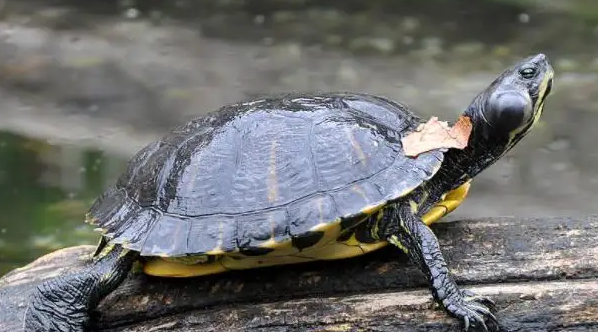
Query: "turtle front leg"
380 203 498 332
24 245 138 332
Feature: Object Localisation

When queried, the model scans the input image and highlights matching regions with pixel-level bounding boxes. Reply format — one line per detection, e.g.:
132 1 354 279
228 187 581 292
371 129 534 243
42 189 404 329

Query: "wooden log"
1 216 598 332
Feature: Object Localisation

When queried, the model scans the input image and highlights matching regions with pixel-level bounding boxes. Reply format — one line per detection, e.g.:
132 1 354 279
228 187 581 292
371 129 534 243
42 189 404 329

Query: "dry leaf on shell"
401 115 473 157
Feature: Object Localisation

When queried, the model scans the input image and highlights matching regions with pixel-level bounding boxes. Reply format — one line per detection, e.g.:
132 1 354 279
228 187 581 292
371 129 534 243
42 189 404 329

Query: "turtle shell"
87 92 444 257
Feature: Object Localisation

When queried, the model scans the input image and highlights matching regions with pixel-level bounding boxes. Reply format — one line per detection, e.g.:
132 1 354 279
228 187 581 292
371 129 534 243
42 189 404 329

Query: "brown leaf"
401 115 473 157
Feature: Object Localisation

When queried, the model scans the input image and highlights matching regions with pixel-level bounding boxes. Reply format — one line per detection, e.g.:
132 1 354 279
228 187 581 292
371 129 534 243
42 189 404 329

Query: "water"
0 132 127 275
1 0 598 276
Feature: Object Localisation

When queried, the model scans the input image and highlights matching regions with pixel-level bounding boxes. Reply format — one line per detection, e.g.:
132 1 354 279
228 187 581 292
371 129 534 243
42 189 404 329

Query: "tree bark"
1 216 598 332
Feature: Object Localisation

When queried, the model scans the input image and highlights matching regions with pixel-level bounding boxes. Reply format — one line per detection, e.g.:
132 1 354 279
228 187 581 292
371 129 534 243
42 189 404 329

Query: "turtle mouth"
535 77 553 111
544 78 553 99
532 73 553 110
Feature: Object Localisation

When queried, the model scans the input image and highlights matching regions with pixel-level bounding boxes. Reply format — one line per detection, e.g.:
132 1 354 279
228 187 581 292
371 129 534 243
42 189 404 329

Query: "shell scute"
140 214 190 256
329 181 385 218
286 193 339 236
90 92 445 257
235 208 289 250
187 215 238 254
109 207 160 252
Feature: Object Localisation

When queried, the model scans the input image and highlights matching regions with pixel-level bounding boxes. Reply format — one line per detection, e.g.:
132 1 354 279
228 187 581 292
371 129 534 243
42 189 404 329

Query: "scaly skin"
24 245 138 332
381 203 498 332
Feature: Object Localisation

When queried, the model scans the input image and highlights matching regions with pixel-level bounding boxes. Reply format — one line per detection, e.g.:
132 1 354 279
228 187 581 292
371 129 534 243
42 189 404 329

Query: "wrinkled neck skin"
418 94 513 212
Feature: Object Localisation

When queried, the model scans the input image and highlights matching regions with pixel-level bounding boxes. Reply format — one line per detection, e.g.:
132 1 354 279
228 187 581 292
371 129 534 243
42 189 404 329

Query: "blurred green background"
1 0 598 276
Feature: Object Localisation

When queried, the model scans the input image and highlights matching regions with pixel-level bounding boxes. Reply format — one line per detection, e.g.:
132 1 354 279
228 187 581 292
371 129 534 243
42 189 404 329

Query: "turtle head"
466 53 554 146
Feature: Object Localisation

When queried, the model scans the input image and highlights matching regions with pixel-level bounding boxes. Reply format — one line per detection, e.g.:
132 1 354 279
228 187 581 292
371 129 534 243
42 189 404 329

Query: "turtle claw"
462 289 496 309
444 290 498 332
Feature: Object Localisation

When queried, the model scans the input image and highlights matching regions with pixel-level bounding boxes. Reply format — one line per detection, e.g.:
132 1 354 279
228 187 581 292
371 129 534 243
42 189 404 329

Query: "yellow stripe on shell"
346 127 368 166
267 140 279 203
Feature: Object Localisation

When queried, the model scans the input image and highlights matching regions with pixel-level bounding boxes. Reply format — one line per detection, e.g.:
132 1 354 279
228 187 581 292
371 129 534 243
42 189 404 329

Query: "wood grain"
1 216 597 332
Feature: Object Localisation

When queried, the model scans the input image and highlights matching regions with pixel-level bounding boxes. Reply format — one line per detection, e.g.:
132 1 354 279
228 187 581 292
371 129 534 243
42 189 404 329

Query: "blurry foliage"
8 0 592 59
28 0 598 22
496 0 598 23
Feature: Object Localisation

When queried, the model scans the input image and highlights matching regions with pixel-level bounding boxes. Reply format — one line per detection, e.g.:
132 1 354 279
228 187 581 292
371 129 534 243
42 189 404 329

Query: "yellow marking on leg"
420 191 429 204
369 209 385 241
409 200 419 214
388 235 408 253
399 216 411 235
96 243 116 259
118 248 131 258
267 140 279 202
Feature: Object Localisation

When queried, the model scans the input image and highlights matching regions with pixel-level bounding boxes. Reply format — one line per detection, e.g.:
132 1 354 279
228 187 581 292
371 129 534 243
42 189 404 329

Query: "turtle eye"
519 67 536 79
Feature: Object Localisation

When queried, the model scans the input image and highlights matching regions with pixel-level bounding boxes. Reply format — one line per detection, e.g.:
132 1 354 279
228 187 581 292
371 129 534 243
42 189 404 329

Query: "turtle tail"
24 245 138 332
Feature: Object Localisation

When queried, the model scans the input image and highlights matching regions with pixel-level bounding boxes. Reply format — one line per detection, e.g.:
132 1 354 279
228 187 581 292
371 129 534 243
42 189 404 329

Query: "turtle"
24 53 554 332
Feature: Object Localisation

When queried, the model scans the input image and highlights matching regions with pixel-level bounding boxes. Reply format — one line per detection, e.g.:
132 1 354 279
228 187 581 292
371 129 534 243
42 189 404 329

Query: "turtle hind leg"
24 245 138 332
